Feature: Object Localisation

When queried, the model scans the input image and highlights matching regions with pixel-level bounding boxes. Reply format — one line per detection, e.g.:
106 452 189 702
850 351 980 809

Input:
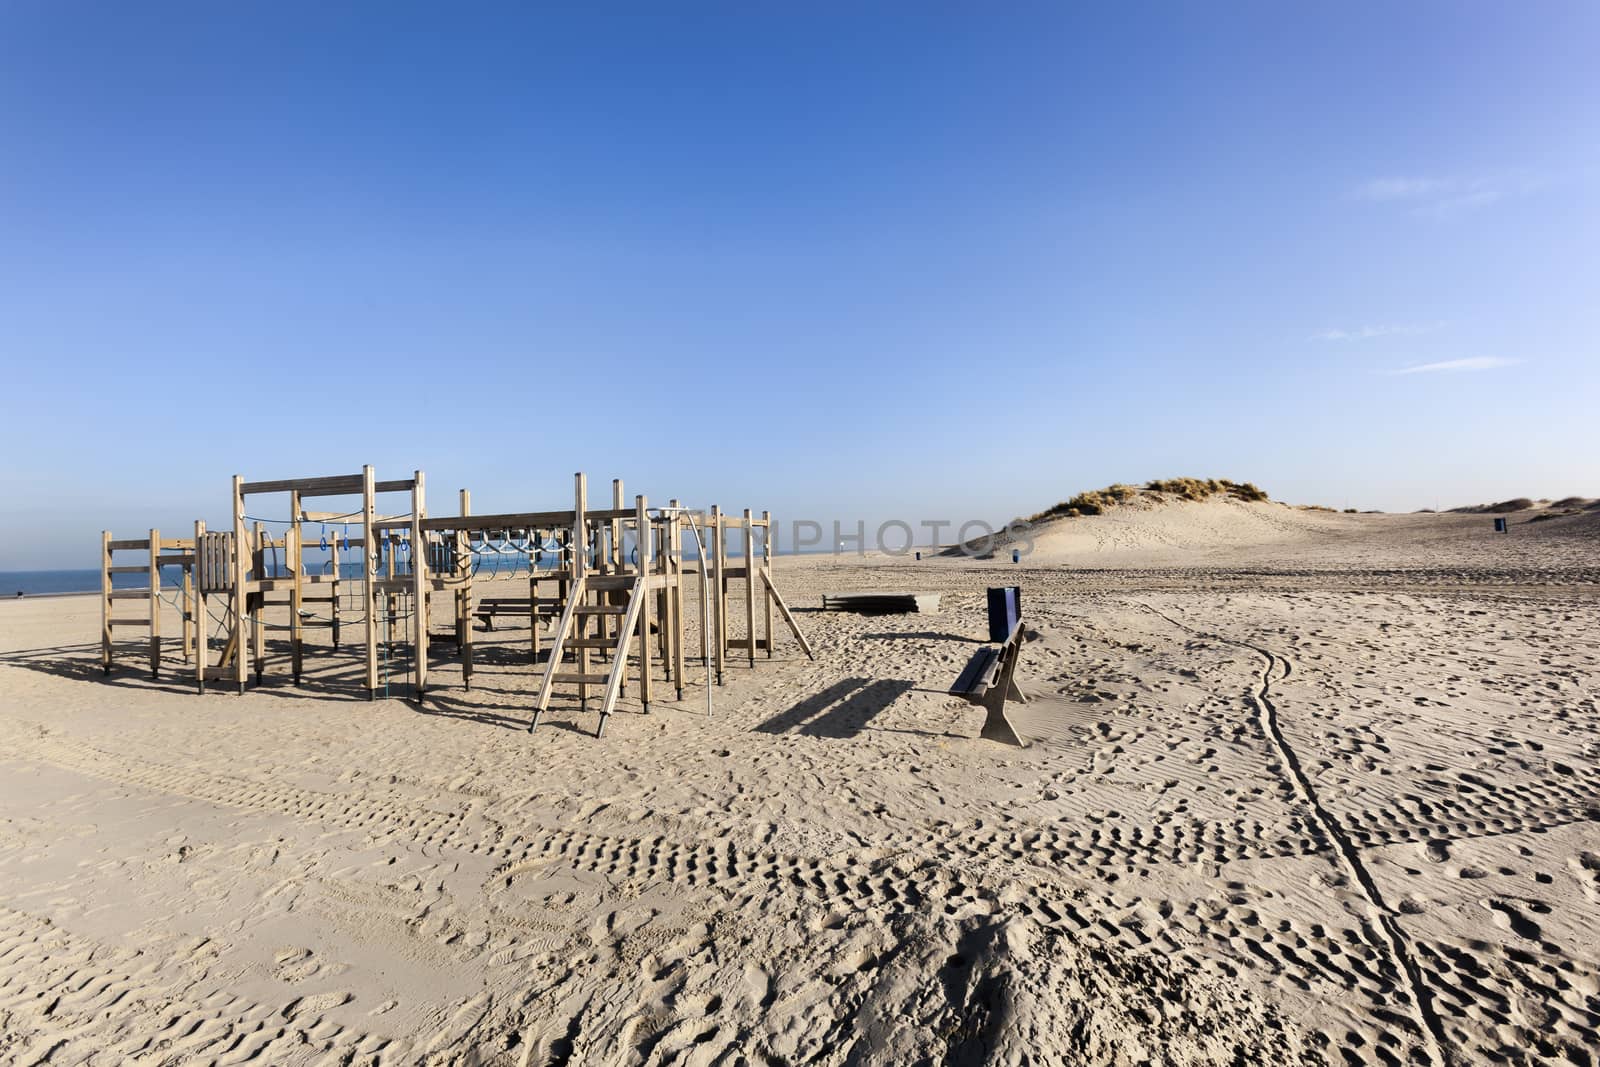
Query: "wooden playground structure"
101 468 813 736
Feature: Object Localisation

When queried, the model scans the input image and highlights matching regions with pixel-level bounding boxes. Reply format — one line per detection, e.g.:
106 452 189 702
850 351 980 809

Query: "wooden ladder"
528 574 646 738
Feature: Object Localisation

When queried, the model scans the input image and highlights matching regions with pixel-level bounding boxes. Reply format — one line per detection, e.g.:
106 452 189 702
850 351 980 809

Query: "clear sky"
2 3 1596 568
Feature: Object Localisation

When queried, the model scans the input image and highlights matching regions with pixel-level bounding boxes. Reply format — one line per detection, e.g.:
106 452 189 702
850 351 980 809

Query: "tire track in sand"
1136 601 1452 1067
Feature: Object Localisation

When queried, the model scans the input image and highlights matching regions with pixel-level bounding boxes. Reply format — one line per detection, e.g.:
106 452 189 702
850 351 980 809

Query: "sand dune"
1 503 1597 1064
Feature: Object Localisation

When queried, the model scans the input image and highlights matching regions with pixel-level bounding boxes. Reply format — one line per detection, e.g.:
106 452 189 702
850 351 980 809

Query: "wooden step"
726 638 771 651
108 589 152 599
584 575 639 591
563 637 618 649
551 671 613 684
107 565 151 575
107 618 150 627
575 604 627 615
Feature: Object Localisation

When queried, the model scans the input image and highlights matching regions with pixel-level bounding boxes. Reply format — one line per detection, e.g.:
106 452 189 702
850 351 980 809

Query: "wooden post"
637 493 652 712
459 488 472 690
711 505 725 685
100 530 112 675
232 475 248 694
743 508 756 668
194 520 207 693
149 528 161 677
252 522 265 686
669 501 685 699
606 478 624 657
290 489 303 684
182 553 193 663
762 510 774 659
363 465 378 699
573 472 589 706
412 469 428 699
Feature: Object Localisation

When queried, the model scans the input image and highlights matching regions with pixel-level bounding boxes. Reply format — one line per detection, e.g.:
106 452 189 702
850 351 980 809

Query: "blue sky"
2 3 1596 567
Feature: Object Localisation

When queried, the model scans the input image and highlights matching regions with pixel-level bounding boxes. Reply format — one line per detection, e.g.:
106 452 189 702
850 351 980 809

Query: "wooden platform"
820 592 941 614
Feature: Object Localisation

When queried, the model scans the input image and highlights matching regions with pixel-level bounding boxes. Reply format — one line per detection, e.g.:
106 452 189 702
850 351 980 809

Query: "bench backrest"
986 586 1021 643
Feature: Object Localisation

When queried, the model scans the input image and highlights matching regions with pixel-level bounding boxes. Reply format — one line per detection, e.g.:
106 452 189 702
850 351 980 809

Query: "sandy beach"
2 499 1597 1065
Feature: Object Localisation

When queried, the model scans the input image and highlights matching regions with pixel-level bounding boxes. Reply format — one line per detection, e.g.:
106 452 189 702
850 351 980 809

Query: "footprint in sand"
1568 851 1600 901
1481 898 1543 942
1422 839 1450 863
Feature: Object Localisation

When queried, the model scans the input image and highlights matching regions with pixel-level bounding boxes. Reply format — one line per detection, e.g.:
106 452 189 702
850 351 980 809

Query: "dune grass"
1027 478 1269 522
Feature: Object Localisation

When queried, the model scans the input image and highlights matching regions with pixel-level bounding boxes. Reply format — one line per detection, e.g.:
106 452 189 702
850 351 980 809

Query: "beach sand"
2 500 1597 1065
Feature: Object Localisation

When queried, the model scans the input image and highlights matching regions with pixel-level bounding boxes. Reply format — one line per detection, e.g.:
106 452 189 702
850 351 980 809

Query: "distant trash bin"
987 586 1022 642
915 551 921 561
1012 548 1020 564
1494 517 1508 534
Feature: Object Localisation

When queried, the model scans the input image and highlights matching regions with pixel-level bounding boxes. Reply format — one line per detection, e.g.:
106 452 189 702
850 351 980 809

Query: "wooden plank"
761 570 816 660
950 648 1001 697
108 565 151 574
108 589 151 600
418 509 575 533
108 539 150 551
107 618 152 627
598 575 645 733
240 474 364 496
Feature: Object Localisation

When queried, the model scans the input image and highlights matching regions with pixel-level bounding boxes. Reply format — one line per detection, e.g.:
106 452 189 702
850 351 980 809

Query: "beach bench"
475 597 551 630
949 586 1029 747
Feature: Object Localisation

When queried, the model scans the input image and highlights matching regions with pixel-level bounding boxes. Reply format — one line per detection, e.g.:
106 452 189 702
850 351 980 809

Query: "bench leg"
981 643 1029 747
979 690 1028 747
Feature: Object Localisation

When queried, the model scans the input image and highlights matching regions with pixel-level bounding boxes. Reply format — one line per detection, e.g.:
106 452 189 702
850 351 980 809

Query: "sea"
2 548 566 598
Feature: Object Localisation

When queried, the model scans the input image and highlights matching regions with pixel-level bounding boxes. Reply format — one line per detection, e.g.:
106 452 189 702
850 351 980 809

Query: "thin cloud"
1352 174 1538 216
1388 356 1521 375
1355 177 1447 202
1312 322 1445 342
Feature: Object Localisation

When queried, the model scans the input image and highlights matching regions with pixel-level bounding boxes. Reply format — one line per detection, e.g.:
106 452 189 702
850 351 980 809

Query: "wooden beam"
762 510 774 659
194 519 206 693
363 465 378 697
743 509 756 669
240 474 364 496
761 570 816 660
417 509 578 533
412 469 428 698
233 475 248 694
637 493 651 712
101 531 112 675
